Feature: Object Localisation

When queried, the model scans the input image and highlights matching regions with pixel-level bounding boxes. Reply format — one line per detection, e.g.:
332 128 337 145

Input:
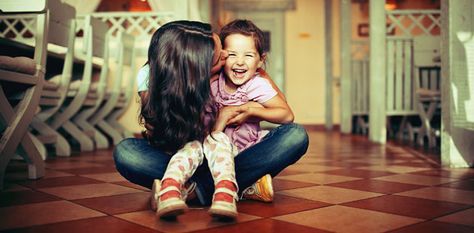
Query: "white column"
340 0 352 133
440 0 474 167
325 0 333 130
369 0 386 143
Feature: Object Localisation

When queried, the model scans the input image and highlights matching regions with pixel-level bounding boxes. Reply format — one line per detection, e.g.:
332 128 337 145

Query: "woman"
113 20 308 214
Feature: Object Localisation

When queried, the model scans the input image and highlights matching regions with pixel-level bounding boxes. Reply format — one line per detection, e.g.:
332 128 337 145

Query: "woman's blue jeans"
113 123 309 205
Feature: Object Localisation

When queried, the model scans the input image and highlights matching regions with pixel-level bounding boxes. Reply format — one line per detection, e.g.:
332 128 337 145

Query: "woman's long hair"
141 21 216 154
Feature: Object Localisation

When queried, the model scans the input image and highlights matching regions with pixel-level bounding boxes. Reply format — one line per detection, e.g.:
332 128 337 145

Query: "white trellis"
0 14 37 45
387 10 441 37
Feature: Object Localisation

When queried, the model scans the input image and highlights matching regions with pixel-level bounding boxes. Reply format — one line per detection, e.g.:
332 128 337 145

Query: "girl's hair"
141 20 215 154
219 19 266 57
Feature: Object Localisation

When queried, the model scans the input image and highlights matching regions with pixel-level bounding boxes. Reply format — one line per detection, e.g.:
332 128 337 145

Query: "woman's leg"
190 123 309 205
113 138 171 189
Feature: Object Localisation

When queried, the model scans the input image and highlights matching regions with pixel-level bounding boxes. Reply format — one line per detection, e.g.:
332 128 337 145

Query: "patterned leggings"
161 132 239 192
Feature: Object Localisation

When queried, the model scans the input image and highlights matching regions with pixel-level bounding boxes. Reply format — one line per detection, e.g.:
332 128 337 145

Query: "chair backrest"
0 0 46 12
0 0 48 72
413 36 441 91
47 0 75 47
385 37 415 115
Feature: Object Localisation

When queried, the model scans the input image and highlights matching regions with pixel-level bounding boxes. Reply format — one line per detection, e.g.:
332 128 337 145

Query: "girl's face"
223 33 263 89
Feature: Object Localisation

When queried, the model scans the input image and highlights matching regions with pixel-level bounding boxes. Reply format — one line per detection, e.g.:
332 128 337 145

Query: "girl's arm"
257 68 287 102
228 95 294 126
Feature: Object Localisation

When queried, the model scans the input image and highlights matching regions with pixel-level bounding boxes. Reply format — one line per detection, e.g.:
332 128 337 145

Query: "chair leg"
0 85 45 190
97 120 123 146
62 120 94 152
73 115 109 149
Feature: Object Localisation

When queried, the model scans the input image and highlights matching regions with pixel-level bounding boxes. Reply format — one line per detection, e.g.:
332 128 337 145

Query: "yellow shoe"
242 174 273 202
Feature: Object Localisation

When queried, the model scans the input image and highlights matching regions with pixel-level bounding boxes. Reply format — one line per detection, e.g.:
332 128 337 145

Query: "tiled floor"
1 130 474 233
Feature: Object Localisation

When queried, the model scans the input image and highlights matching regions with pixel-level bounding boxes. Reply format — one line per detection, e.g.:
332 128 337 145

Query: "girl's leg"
156 141 204 217
190 123 309 206
203 132 239 218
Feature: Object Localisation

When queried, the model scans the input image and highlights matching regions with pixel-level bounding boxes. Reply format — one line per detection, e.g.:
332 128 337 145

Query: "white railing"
78 11 174 38
386 10 441 37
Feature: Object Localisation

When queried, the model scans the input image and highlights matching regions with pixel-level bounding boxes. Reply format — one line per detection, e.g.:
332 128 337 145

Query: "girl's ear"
258 53 267 68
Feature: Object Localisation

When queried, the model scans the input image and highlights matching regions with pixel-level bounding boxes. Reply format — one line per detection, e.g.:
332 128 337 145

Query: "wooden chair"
0 0 47 189
385 38 419 140
89 32 135 146
70 17 110 150
413 36 441 148
104 35 137 139
49 16 109 152
27 0 77 159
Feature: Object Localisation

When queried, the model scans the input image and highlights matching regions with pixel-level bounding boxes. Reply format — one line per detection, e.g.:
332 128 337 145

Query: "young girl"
210 19 295 202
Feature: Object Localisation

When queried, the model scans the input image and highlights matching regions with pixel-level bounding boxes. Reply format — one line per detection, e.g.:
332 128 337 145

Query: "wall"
285 0 327 124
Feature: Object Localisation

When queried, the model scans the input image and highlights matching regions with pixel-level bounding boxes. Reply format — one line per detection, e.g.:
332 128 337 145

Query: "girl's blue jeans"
113 123 309 205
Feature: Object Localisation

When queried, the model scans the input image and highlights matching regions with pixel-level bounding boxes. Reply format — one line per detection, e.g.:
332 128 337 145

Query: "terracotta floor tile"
320 169 396 178
396 187 474 205
359 165 432 173
5 169 73 182
389 220 474 233
374 174 458 186
18 176 103 189
328 179 426 194
275 173 361 185
111 181 151 191
45 161 103 170
0 190 60 207
343 195 471 219
56 166 118 175
285 164 342 173
0 183 30 192
115 209 261 233
272 179 316 191
435 208 474 227
0 216 157 233
277 186 383 204
277 170 309 176
273 205 422 233
439 180 474 191
238 194 330 217
38 183 144 200
410 169 474 180
314 161 373 168
0 200 105 231
191 218 331 233
72 192 151 215
81 172 128 183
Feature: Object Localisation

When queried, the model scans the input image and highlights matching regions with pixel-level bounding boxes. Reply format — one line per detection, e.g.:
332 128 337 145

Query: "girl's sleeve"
137 64 150 92
246 76 278 103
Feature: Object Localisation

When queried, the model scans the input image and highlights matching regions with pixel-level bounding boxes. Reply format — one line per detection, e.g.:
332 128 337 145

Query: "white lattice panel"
0 14 36 45
386 10 441 37
79 12 174 38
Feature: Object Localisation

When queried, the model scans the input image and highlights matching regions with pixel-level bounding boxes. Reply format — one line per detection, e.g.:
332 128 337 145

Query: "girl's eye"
228 53 236 57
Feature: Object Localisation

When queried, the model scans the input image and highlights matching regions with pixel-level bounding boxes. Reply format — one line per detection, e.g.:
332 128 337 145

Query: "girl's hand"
213 106 242 132
227 102 264 125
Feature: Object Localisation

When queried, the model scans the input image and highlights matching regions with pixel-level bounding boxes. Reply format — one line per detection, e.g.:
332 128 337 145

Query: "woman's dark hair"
219 19 266 57
141 20 215 154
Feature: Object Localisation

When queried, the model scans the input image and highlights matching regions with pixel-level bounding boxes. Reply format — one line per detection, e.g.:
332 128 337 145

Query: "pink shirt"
210 73 277 151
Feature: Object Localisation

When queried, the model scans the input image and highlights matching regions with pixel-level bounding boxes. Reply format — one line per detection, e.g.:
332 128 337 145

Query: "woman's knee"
280 123 309 151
